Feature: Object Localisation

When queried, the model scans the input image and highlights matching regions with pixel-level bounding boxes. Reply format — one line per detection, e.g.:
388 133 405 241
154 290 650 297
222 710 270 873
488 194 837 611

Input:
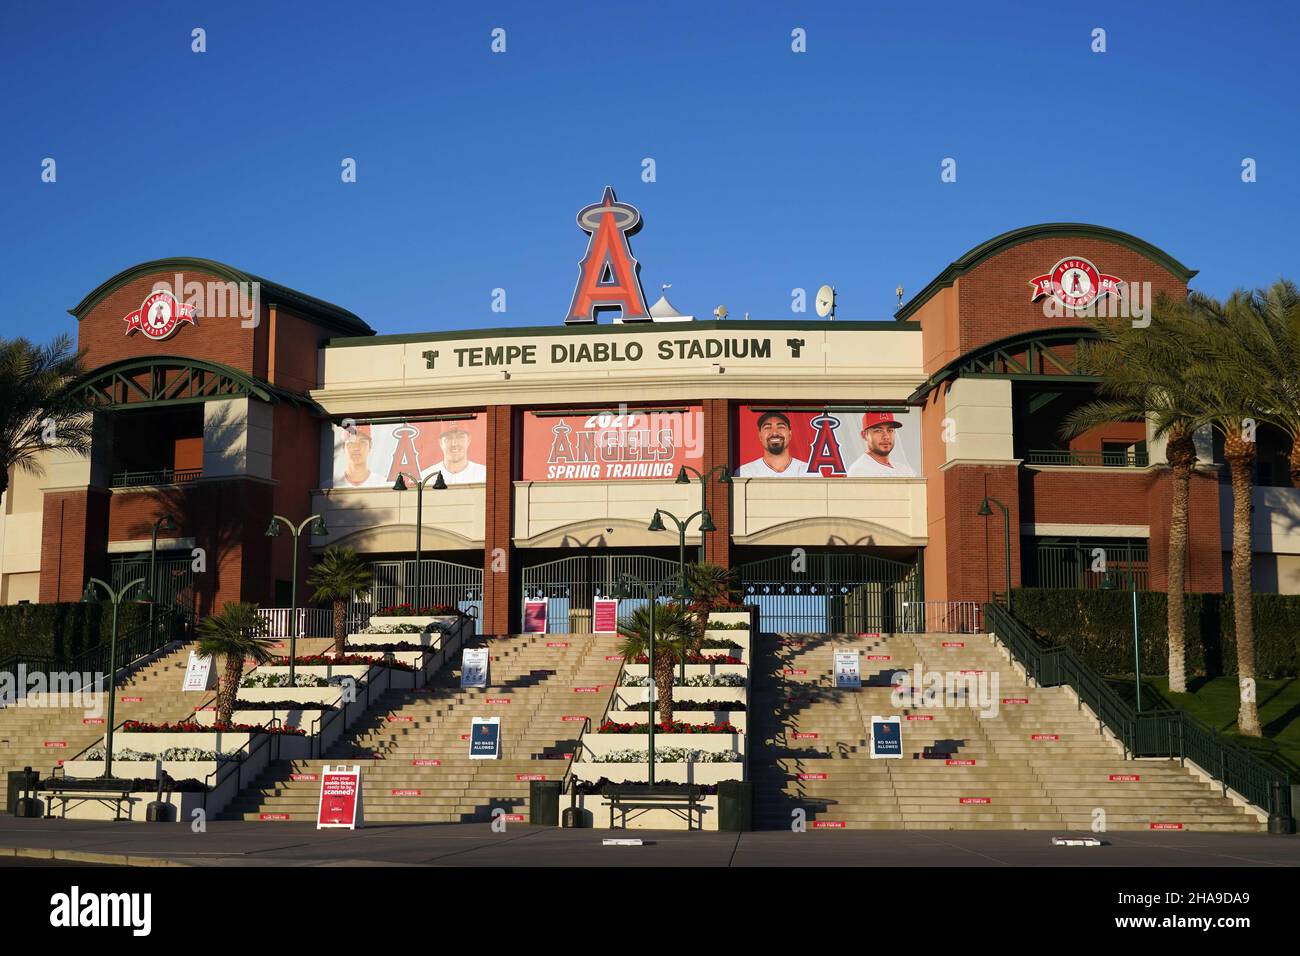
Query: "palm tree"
683 561 739 646
0 334 94 506
1063 302 1205 693
307 546 373 655
1223 281 1300 483
196 602 276 725
616 602 698 724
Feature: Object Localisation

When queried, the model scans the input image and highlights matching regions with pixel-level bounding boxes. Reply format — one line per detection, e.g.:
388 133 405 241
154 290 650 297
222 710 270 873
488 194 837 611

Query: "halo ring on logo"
578 201 639 232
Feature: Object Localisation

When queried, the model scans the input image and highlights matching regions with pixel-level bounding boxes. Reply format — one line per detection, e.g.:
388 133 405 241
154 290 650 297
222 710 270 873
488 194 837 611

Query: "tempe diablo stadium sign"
522 409 703 481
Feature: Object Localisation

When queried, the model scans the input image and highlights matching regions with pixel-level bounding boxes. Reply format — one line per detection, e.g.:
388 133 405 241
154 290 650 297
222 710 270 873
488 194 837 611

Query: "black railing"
984 602 1291 819
1024 448 1150 467
110 468 202 488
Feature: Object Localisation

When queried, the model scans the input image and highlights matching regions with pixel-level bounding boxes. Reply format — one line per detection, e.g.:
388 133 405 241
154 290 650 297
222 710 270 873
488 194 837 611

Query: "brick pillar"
943 464 1021 605
482 405 514 633
703 398 732 568
39 487 111 602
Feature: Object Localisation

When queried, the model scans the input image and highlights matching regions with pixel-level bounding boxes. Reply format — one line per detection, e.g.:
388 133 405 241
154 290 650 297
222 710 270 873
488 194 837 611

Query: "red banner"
735 406 921 478
521 408 703 481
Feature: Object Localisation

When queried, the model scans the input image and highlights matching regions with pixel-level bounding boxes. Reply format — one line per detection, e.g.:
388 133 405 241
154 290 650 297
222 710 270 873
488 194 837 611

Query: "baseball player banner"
735 406 921 478
521 408 704 481
326 415 487 489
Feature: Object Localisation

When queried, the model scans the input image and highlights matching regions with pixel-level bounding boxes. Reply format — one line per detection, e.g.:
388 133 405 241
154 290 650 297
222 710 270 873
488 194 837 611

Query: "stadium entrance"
736 550 920 633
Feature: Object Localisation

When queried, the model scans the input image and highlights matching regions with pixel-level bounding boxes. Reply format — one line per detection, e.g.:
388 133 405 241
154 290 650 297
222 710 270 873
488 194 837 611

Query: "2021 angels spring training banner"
327 415 487 488
735 406 921 478
521 408 704 481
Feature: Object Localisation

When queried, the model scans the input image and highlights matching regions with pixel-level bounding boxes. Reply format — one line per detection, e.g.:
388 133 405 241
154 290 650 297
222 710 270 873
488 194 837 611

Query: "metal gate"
738 552 920 634
520 554 679 634
347 559 484 633
109 554 196 621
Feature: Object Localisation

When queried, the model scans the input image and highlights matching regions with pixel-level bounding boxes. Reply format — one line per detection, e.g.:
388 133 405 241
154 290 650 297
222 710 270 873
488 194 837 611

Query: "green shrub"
0 601 151 663
1010 588 1300 678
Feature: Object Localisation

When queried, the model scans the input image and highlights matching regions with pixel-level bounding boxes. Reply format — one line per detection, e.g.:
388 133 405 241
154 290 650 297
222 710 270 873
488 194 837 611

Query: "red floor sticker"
960 797 991 804
1031 734 1060 740
486 697 511 704
798 773 828 780
43 741 67 748
460 734 470 740
946 759 976 766
387 715 413 722
517 774 546 781
120 696 143 702
605 656 624 661
942 642 965 648
260 813 290 821
1150 822 1184 830
792 732 819 739
867 655 891 660
503 813 525 822
290 774 318 781
957 670 983 675
82 718 104 724
574 687 600 693
813 820 846 828
784 668 808 675
412 759 441 766
547 642 570 648
858 633 881 638
1002 698 1029 704
906 715 934 721
1109 774 1140 781
391 789 421 796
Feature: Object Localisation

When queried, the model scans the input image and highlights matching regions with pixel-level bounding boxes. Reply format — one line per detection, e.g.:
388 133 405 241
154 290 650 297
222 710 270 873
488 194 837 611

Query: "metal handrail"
1024 448 1149 467
984 602 1291 818
110 468 202 488
201 718 284 813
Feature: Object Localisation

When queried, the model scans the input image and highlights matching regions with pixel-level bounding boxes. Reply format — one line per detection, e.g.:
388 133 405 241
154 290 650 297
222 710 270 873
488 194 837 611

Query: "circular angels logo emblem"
1028 257 1123 311
123 290 198 341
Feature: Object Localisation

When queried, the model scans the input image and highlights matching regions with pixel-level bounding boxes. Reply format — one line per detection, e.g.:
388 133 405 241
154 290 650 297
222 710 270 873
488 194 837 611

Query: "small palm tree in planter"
307 546 373 656
616 602 698 724
197 602 277 725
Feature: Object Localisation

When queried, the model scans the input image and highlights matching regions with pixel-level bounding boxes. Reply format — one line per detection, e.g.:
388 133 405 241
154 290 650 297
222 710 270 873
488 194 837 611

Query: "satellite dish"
815 285 836 318
713 305 728 320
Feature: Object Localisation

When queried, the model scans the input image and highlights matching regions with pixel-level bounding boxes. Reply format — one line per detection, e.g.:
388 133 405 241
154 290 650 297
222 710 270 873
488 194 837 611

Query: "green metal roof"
69 257 373 337
894 223 1197 322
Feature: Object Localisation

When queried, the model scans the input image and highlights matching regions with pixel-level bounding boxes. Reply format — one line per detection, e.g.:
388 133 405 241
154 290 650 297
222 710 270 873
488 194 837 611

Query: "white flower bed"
621 673 747 687
241 673 344 688
590 748 741 763
83 746 241 762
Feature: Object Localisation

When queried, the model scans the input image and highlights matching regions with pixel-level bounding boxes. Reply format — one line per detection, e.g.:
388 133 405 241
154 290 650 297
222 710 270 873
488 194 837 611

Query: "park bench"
42 781 136 821
601 784 704 830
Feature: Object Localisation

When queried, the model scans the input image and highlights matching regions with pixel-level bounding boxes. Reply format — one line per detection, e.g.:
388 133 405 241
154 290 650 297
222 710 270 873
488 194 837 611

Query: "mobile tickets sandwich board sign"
523 599 548 634
461 648 489 689
317 765 364 829
181 651 216 691
870 715 903 759
470 717 501 759
834 650 861 689
593 598 619 634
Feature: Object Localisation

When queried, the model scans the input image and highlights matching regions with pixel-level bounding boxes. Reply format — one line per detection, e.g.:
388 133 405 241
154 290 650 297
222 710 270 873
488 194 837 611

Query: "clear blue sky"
2 0 1297 339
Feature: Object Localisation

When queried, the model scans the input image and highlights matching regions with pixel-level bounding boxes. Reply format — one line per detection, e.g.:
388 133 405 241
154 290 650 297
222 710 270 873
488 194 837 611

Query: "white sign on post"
461 648 489 689
182 651 216 692
833 650 861 689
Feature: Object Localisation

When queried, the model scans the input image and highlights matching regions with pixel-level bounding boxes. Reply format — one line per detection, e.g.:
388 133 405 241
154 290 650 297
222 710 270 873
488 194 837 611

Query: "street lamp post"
82 576 151 779
393 470 447 609
648 508 715 682
148 514 178 637
265 513 329 686
674 465 731 563
615 573 661 788
977 497 1012 613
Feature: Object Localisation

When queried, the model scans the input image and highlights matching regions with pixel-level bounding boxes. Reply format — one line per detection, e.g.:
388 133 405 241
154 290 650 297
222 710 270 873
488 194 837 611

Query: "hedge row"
0 602 152 663
1010 588 1300 678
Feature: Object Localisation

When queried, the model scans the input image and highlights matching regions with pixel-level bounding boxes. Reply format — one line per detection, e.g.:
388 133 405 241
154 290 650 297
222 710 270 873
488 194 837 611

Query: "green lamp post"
82 576 152 779
977 497 1012 613
265 513 328 685
674 465 731 563
393 470 447 607
614 572 663 788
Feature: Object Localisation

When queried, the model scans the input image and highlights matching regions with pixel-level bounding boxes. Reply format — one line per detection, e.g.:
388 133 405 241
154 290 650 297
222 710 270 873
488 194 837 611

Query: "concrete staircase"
226 631 624 823
751 631 1264 832
0 640 213 780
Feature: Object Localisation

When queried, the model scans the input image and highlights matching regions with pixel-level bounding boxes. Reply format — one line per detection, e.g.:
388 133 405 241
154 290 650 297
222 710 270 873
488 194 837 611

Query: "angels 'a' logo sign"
123 290 197 341
566 186 650 324
1028 257 1123 311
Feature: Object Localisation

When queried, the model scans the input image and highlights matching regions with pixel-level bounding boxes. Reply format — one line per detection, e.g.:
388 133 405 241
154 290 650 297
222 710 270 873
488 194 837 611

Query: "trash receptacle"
6 768 39 816
530 780 562 826
718 780 753 832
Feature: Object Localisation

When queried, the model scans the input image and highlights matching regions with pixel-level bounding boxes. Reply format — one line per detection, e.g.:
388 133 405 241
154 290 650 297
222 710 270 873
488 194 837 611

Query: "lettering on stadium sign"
434 336 774 370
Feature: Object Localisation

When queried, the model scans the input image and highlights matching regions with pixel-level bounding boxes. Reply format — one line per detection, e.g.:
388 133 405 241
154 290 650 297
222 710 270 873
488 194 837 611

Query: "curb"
0 845 189 867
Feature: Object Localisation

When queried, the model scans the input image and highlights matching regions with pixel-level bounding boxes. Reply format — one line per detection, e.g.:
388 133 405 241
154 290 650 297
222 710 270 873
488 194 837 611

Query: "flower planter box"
706 611 751 627
580 730 744 757
622 663 747 679
236 686 345 706
347 631 443 648
192 707 333 732
254 663 372 680
111 729 312 760
606 709 747 732
570 761 741 787
610 686 745 709
367 614 460 630
62 759 224 783
336 648 427 667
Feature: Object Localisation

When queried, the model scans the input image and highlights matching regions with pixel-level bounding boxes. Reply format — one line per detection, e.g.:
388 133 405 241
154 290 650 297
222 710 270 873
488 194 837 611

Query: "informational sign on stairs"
317 764 364 829
523 599 548 633
461 648 489 688
834 650 860 688
870 715 903 758
470 717 502 759
593 598 619 633
181 651 216 691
